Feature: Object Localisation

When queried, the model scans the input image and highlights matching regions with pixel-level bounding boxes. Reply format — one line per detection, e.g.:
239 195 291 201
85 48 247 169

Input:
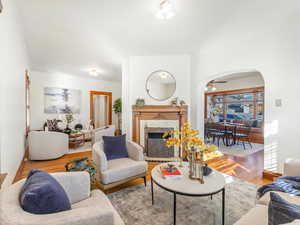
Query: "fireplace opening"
144 127 174 158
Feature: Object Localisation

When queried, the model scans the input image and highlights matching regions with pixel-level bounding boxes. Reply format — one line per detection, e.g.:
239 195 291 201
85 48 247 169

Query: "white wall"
0 0 29 186
30 71 122 130
207 72 264 92
122 55 191 139
190 0 300 172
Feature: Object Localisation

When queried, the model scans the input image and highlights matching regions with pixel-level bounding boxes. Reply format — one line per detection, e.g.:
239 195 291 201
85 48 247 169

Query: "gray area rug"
108 175 258 225
217 142 264 157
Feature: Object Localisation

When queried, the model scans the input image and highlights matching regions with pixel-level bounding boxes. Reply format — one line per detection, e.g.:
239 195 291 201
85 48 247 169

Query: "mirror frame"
145 70 176 101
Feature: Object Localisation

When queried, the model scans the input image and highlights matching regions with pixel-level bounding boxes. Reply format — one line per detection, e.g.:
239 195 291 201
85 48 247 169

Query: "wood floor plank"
15 150 271 192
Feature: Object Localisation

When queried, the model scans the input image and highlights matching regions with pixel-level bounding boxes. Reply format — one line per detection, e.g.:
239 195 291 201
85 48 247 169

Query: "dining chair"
235 126 253 150
224 125 236 146
206 123 226 147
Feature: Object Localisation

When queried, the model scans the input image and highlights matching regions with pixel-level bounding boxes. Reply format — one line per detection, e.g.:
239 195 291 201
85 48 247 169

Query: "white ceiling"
17 0 244 81
214 71 264 82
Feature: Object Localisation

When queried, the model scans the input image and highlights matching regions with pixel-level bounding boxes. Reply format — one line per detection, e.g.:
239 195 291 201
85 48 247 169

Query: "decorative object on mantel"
170 97 178 106
146 70 176 101
135 98 145 107
163 122 218 183
180 100 186 106
113 98 122 135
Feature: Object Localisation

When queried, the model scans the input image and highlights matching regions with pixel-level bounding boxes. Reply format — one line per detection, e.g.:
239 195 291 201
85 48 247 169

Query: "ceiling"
214 71 264 82
17 0 244 81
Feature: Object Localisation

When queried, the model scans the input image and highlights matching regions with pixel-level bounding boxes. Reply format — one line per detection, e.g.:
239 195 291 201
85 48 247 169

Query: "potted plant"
64 113 74 135
113 98 122 135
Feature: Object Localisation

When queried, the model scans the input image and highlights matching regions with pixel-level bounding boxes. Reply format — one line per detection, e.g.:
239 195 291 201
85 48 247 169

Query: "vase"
188 148 204 184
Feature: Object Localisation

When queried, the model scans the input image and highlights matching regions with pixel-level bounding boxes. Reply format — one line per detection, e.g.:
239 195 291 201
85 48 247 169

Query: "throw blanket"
257 176 300 198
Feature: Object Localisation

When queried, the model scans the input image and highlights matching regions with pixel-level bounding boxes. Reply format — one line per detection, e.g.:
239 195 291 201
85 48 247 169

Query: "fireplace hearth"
144 127 174 158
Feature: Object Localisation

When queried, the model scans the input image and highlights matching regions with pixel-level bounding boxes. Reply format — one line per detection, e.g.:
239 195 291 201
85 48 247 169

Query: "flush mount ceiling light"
156 0 175 20
89 68 100 77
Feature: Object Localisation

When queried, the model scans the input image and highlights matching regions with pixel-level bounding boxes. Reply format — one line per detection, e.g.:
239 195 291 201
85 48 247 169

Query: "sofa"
28 131 69 160
0 171 125 225
234 158 300 225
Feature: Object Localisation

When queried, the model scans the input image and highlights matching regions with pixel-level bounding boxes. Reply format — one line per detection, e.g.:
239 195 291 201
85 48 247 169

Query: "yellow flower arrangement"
163 122 219 161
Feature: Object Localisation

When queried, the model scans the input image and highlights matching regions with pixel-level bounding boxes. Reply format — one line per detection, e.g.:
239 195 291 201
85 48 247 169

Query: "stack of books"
160 165 183 180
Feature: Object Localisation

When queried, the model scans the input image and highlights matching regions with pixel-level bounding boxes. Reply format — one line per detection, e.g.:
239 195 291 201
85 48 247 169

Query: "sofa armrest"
127 141 144 161
92 142 108 172
51 172 90 204
283 158 300 176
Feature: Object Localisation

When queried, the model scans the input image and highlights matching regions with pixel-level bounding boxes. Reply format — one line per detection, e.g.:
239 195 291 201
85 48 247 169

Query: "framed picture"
44 87 81 114
0 0 3 13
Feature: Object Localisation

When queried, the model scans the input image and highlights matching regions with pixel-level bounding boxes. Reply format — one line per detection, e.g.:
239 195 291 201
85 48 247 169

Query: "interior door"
90 91 112 128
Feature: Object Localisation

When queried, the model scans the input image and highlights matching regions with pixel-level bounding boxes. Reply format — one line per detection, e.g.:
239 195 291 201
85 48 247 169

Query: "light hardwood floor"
15 150 271 193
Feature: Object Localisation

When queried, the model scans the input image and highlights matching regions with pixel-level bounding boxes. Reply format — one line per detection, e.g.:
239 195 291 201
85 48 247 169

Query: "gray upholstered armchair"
0 172 124 225
92 140 148 190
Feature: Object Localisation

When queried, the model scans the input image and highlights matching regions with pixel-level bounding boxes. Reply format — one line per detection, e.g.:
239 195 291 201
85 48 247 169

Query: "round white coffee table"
151 162 226 225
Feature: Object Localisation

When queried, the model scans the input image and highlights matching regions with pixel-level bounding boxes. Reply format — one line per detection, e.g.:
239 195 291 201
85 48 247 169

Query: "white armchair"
0 172 125 225
91 125 116 146
92 140 148 190
283 158 300 176
29 131 68 160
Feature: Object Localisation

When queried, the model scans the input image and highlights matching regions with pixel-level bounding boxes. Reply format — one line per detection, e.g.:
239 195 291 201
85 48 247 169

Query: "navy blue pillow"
20 169 71 214
268 192 300 225
103 134 129 160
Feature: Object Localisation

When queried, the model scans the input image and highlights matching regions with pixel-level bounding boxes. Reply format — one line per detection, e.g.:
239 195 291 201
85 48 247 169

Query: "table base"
151 177 225 225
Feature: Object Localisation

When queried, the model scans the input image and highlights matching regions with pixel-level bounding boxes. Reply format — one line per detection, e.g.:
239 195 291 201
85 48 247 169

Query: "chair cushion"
20 169 71 214
103 134 129 160
101 158 147 184
234 205 268 225
269 192 300 225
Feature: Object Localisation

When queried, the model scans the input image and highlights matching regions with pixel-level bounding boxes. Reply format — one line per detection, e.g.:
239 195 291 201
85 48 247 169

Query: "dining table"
215 122 246 146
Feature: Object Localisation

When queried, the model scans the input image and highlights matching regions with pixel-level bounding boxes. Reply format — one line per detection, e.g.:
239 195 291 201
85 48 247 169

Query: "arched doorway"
203 70 266 183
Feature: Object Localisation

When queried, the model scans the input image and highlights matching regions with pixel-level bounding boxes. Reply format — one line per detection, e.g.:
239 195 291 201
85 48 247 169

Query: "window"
205 87 264 123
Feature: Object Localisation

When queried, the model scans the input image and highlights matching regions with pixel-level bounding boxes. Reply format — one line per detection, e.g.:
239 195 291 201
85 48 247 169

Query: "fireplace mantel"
132 105 188 143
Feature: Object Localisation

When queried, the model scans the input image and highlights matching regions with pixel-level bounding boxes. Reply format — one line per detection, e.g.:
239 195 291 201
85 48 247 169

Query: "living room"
1 0 300 225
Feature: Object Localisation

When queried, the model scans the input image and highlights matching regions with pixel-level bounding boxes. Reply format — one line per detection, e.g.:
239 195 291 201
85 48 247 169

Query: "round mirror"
146 70 176 101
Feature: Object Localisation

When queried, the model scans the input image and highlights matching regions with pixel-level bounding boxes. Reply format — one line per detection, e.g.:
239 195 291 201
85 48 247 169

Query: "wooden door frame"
90 91 112 127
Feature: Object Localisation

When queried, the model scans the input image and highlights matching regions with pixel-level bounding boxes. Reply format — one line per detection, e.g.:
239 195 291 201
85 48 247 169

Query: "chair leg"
222 137 226 146
248 140 253 148
242 141 246 150
143 176 147 187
